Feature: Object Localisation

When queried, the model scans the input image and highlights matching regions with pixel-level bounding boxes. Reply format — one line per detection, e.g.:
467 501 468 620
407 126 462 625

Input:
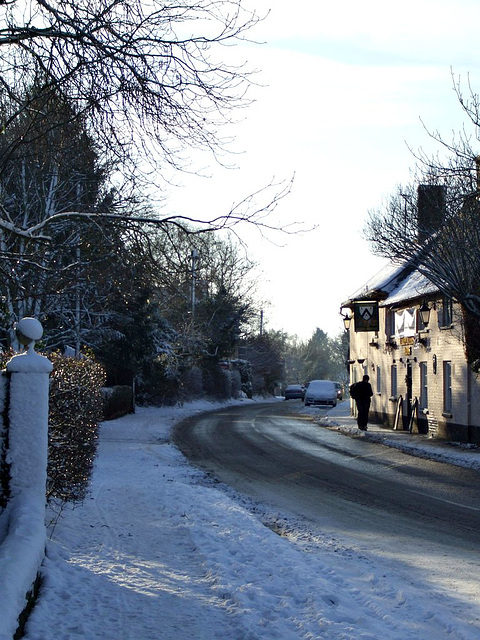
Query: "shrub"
179 366 203 400
0 350 17 511
201 360 231 399
136 355 180 406
47 353 106 503
231 359 253 398
102 385 134 420
0 373 8 512
231 369 242 399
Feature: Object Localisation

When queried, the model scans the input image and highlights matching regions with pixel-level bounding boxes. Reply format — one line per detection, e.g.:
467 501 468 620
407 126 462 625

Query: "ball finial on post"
15 317 44 353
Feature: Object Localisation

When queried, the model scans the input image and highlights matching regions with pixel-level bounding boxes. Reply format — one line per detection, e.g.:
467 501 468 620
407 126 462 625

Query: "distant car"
304 380 337 407
284 384 305 400
333 382 343 401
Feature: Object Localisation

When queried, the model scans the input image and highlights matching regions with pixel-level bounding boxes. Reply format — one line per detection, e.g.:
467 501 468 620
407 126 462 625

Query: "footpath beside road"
309 400 480 471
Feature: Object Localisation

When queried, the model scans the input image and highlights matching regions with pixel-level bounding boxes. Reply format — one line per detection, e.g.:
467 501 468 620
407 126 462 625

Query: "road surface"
174 400 480 604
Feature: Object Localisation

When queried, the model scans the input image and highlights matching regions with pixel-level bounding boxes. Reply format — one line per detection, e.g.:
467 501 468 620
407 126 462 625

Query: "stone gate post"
0 318 52 640
6 318 53 501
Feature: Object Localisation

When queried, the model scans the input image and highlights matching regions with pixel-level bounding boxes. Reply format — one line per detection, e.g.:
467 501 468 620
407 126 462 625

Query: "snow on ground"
19 397 480 640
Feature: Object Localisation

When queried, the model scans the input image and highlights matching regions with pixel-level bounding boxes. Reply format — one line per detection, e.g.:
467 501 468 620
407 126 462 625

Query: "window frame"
440 296 453 328
385 308 395 340
443 360 452 415
390 364 397 399
419 362 428 409
376 365 381 394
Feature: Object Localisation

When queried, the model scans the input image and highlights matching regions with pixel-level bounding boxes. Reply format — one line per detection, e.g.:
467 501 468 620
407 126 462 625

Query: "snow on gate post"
7 317 52 503
0 318 53 640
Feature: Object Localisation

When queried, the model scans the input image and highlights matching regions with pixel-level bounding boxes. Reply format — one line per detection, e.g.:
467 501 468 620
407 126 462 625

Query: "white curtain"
394 309 416 337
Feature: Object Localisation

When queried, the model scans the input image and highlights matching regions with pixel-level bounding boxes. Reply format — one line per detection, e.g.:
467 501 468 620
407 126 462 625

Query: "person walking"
351 374 373 431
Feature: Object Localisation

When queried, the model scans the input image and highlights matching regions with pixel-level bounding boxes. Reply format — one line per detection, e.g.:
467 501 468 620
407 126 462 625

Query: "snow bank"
0 349 52 639
0 498 46 640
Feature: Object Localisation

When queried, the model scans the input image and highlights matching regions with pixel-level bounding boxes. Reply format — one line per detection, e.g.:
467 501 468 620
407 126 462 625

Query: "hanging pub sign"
353 301 379 332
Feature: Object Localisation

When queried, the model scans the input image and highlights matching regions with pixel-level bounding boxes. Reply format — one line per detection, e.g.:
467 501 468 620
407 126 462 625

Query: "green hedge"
47 353 106 503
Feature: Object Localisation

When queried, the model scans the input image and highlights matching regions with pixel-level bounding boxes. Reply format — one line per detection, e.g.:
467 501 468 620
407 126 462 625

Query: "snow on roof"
382 269 438 307
343 260 439 308
342 261 409 304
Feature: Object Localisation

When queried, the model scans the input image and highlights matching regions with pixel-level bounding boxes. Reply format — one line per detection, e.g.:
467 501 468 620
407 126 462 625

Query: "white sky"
163 0 480 341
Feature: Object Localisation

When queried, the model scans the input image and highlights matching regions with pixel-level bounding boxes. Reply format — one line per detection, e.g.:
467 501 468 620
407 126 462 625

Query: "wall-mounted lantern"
419 300 431 328
417 300 431 347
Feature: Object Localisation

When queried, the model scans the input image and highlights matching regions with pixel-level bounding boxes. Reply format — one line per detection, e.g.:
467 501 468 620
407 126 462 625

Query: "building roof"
382 269 437 307
342 261 410 304
342 260 438 308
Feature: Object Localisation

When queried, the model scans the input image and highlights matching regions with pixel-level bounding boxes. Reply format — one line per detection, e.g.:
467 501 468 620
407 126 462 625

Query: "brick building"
341 260 480 443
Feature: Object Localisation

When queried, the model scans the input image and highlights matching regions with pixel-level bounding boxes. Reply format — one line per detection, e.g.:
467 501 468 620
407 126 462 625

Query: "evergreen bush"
136 355 180 406
0 350 16 511
102 385 134 420
231 369 242 399
47 353 106 503
201 360 231 399
180 365 203 400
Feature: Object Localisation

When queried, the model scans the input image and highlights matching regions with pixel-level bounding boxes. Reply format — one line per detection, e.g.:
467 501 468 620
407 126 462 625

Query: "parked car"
284 384 305 400
333 382 343 401
304 380 337 407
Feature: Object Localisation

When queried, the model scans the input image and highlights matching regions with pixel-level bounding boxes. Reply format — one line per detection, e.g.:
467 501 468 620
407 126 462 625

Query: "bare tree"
364 73 480 366
0 0 303 351
0 1 303 240
0 83 148 348
147 224 260 353
0 1 260 171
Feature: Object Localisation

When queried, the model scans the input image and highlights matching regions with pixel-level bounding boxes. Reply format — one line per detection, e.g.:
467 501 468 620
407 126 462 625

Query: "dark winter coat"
352 379 373 429
353 380 373 404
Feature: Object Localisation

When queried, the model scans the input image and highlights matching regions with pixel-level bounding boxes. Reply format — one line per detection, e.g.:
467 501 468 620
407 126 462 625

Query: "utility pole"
191 249 198 321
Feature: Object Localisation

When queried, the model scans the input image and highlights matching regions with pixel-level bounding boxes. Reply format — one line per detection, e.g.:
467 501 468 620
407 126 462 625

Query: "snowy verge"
17 396 480 640
0 495 46 640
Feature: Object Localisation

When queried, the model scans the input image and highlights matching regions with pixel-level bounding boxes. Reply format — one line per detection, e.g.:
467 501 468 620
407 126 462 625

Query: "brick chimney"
417 184 445 244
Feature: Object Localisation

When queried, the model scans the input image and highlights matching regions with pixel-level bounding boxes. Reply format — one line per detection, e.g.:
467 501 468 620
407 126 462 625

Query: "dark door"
404 363 412 430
